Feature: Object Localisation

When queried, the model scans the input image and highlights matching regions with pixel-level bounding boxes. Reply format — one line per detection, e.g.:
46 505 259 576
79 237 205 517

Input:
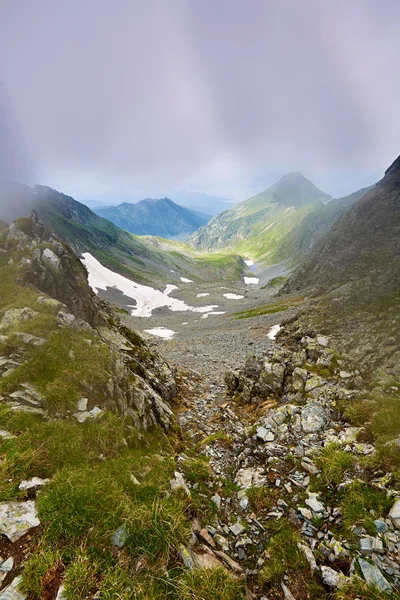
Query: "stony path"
170 336 400 599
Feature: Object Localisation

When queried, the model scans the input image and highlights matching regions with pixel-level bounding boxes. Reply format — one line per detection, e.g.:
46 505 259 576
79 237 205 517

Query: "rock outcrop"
0 213 176 429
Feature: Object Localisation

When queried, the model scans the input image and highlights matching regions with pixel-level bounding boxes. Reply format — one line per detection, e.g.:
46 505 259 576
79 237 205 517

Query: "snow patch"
81 253 218 318
223 293 244 300
267 325 281 340
244 277 259 285
180 277 193 283
201 311 226 319
145 327 177 339
244 259 254 266
197 293 210 297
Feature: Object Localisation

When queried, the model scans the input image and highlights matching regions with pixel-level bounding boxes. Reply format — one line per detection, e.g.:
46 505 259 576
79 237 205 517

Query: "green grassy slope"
33 186 243 286
188 173 331 262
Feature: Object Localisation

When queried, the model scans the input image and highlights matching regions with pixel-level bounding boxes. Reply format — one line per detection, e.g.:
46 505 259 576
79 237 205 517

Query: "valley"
0 159 398 600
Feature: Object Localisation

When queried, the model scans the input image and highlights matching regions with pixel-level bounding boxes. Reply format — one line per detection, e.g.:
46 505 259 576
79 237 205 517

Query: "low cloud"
1 0 399 202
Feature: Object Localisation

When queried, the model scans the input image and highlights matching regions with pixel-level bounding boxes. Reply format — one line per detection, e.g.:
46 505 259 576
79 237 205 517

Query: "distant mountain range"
188 172 370 265
93 198 211 239
0 181 242 286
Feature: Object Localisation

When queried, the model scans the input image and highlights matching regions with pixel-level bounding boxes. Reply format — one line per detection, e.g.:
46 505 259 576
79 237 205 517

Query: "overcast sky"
1 0 400 203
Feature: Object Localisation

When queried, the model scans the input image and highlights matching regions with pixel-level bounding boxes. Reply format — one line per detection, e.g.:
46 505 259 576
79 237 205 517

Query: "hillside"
275 185 373 259
282 157 400 377
0 182 244 287
188 172 332 262
94 197 211 239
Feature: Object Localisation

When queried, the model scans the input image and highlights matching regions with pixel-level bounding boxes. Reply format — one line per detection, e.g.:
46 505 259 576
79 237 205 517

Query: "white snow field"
144 327 176 339
81 253 218 318
201 311 226 319
267 325 281 340
223 293 244 300
197 293 210 297
180 277 193 283
244 259 254 266
244 277 259 285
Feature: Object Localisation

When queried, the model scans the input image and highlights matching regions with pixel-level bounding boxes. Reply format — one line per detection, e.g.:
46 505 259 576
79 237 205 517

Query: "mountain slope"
188 172 332 262
94 198 211 239
0 182 243 286
282 157 400 376
274 185 373 260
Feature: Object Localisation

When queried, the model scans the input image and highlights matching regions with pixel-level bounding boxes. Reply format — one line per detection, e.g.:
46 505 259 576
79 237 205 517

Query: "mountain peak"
271 171 332 207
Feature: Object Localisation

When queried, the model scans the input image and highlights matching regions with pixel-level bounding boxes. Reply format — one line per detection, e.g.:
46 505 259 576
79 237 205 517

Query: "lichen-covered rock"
0 307 38 330
301 402 331 433
0 501 40 542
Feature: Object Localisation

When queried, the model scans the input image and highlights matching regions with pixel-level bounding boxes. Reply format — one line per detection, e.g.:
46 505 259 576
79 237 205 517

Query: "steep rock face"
94 198 211 238
0 213 176 430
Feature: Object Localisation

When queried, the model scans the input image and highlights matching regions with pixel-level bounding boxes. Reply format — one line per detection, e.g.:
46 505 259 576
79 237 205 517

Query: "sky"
1 0 400 205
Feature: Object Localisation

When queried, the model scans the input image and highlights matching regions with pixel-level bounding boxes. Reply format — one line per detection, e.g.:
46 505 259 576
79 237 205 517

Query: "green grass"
316 443 354 486
338 481 392 537
234 296 304 319
175 568 246 600
1 328 112 412
0 403 191 598
260 520 306 583
261 276 288 289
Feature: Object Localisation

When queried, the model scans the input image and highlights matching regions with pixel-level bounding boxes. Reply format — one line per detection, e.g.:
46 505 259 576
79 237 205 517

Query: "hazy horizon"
1 1 400 205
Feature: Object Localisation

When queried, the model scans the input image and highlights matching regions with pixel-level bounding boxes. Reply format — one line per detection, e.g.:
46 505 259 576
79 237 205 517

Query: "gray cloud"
1 0 399 202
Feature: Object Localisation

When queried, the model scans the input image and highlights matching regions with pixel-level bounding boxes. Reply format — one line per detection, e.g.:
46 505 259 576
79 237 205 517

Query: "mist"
1 0 400 205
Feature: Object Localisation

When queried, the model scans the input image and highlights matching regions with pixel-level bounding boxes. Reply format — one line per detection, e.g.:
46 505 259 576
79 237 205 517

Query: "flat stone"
321 566 348 588
55 585 67 600
317 336 329 347
73 411 91 423
298 543 318 572
339 370 352 379
281 582 296 600
89 406 103 418
191 549 222 570
213 533 229 551
0 501 40 542
19 477 50 491
110 525 129 548
170 472 190 496
199 528 215 548
256 426 275 442
211 493 221 509
358 558 392 593
0 575 26 599
234 466 265 488
374 519 388 533
298 507 313 521
230 521 245 536
371 537 384 554
389 498 400 529
0 430 15 440
214 550 243 573
305 492 325 513
179 545 195 569
0 557 14 572
77 398 88 412
240 496 249 510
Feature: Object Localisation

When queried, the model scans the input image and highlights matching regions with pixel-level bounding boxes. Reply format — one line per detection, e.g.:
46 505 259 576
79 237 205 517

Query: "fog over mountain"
1 1 400 205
